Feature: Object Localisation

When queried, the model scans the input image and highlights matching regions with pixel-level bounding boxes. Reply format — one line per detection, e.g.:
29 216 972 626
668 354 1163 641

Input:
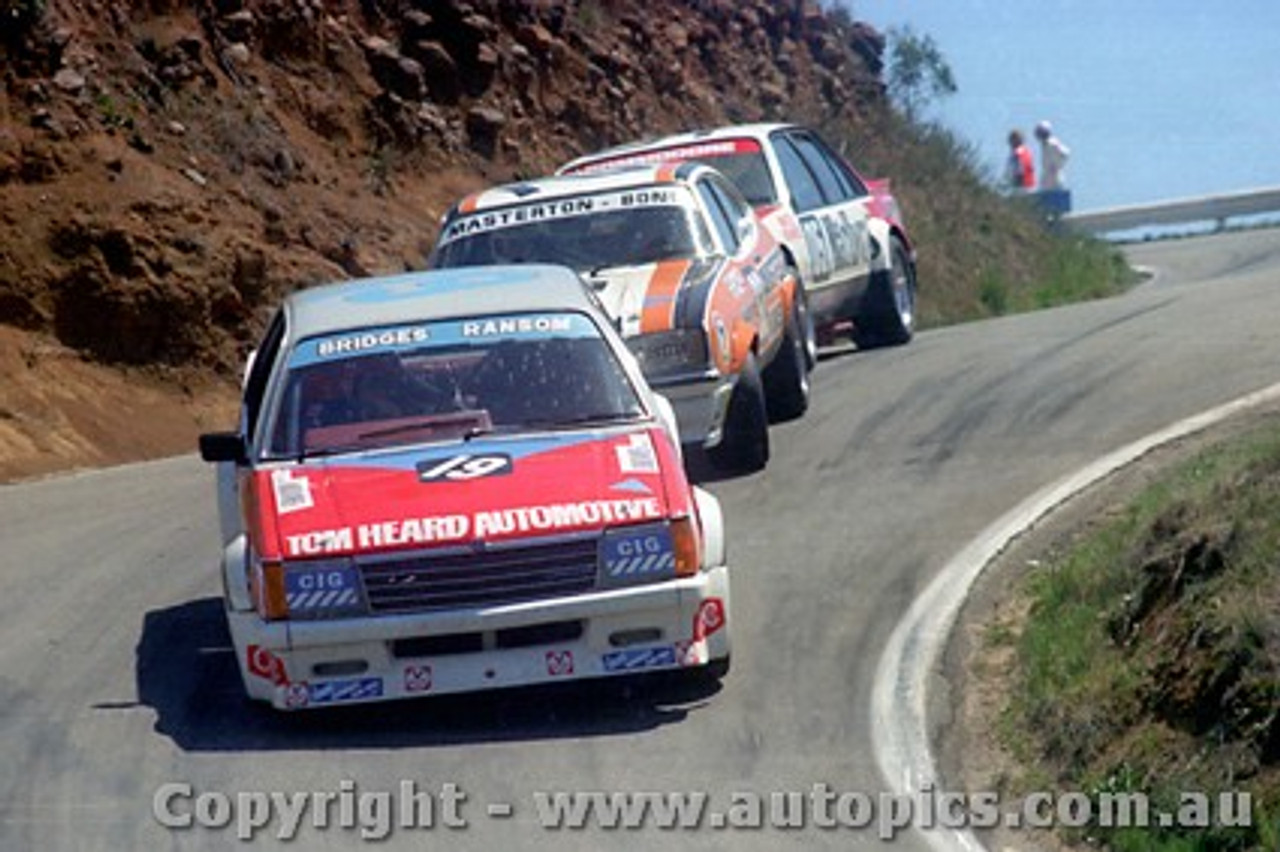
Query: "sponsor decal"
246 645 290 686
284 682 310 709
711 313 731 366
308 677 384 705
602 646 678 672
315 327 429 359
601 527 675 579
441 190 686 243
473 498 661 538
285 528 355 557
460 315 574 337
290 313 598 368
615 433 659 474
417 453 513 482
357 516 470 549
674 639 706 668
545 650 575 677
271 469 314 515
284 565 362 616
693 598 727 642
610 478 654 495
283 498 664 557
568 140 760 175
404 665 433 694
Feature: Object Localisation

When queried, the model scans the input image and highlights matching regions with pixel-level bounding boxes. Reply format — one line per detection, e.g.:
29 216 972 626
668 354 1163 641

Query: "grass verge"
1004 421 1280 850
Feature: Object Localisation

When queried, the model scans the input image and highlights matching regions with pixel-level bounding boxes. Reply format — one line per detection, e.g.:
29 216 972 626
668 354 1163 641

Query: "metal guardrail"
1063 186 1280 234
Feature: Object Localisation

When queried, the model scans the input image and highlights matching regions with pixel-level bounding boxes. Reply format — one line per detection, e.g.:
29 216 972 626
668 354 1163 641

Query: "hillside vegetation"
997 417 1280 851
0 0 1127 479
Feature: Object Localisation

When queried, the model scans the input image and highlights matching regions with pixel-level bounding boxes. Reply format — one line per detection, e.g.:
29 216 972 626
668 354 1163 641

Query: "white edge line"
870 380 1280 852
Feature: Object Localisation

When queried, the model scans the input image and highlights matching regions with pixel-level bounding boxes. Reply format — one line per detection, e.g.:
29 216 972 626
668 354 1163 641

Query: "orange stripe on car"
640 260 691 333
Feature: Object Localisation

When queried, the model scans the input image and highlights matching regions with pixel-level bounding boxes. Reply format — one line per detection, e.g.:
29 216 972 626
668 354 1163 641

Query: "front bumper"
228 566 731 710
649 369 734 449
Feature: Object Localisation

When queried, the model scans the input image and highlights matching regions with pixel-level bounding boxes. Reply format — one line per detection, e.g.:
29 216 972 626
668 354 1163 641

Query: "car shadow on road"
136 598 723 753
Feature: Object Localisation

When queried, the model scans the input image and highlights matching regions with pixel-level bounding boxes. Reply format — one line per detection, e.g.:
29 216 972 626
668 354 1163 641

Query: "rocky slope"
1 0 889 479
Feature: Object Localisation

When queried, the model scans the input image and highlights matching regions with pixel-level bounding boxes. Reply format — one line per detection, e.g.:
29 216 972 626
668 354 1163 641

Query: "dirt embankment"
0 0 889 481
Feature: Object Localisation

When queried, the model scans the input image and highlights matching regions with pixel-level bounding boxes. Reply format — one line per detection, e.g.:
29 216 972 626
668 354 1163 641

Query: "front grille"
359 537 599 614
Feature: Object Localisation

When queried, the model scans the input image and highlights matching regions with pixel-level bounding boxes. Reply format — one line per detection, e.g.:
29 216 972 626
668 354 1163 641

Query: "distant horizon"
844 0 1280 212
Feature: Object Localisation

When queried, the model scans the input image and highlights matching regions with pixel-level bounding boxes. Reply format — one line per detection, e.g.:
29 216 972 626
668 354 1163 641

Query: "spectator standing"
1034 120 1070 189
1006 129 1035 192
1034 120 1072 215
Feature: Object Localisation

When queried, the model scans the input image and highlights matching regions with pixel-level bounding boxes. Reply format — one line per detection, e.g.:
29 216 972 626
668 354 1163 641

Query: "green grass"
1004 423 1280 850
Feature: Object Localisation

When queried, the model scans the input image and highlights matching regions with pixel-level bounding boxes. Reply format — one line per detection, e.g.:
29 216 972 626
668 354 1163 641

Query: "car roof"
450 163 703 215
560 123 796 172
283 265 598 339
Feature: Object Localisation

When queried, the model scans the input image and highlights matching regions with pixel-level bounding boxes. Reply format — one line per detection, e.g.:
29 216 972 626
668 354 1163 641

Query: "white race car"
561 123 919 349
199 265 731 710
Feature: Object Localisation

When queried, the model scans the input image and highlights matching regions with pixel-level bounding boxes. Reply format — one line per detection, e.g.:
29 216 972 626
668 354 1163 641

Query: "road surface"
2 228 1279 850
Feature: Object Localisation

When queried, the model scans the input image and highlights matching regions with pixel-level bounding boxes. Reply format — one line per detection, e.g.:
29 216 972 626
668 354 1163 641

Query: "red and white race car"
199 265 730 710
428 163 813 472
561 123 918 349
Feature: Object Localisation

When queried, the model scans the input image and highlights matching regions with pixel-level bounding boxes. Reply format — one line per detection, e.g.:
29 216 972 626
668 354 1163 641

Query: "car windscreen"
566 140 778 207
264 312 645 459
433 188 703 273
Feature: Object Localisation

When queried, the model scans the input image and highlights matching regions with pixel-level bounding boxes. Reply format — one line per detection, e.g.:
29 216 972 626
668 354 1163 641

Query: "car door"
770 130 874 322
698 174 786 364
215 310 286 545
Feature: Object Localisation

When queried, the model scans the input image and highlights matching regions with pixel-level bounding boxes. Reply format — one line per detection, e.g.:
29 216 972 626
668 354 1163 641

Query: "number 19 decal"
417 453 512 482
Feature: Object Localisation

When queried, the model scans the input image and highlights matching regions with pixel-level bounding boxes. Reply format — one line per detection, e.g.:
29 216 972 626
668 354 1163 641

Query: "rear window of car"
566 139 779 207
264 313 644 459
432 187 706 273
773 136 827 213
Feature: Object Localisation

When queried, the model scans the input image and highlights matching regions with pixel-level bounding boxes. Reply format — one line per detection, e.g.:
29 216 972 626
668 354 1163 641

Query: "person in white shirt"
1034 120 1072 216
1035 120 1070 190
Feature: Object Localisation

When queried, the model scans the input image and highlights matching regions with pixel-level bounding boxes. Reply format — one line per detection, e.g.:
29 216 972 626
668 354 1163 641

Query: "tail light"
671 516 702 578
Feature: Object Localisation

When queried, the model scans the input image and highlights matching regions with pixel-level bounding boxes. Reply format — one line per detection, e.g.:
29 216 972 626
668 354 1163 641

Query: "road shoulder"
936 398 1280 852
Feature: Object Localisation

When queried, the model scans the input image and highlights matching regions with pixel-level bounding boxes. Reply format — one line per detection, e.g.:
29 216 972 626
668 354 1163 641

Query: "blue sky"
842 1 1280 209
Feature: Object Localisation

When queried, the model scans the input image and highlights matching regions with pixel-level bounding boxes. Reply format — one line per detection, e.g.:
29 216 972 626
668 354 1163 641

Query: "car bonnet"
245 426 691 560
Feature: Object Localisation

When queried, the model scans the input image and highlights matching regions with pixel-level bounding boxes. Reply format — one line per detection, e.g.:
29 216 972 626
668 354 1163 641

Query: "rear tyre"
707 353 769 473
763 292 812 423
852 237 916 349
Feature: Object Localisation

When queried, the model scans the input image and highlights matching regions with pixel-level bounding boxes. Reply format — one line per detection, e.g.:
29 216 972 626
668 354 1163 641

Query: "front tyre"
762 288 812 423
852 237 916 349
707 353 769 473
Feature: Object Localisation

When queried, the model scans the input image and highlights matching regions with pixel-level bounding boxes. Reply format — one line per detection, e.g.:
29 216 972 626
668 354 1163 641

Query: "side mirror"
199 432 248 465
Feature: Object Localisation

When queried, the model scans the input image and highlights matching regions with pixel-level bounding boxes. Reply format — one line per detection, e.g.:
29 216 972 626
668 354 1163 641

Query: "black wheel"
762 290 812 423
707 353 769 473
852 237 916 349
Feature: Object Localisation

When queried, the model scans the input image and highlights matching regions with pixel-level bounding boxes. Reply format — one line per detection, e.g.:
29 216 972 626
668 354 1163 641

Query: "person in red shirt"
1006 129 1035 191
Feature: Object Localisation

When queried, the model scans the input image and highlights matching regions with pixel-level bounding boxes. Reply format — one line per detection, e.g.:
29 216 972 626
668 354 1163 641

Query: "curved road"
3 228 1279 850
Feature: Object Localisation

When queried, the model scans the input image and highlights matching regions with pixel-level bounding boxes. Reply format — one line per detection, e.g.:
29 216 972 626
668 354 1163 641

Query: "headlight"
627 329 709 379
263 559 367 620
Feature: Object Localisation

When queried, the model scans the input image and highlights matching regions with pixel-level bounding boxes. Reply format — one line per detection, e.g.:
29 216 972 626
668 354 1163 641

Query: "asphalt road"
2 228 1279 851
